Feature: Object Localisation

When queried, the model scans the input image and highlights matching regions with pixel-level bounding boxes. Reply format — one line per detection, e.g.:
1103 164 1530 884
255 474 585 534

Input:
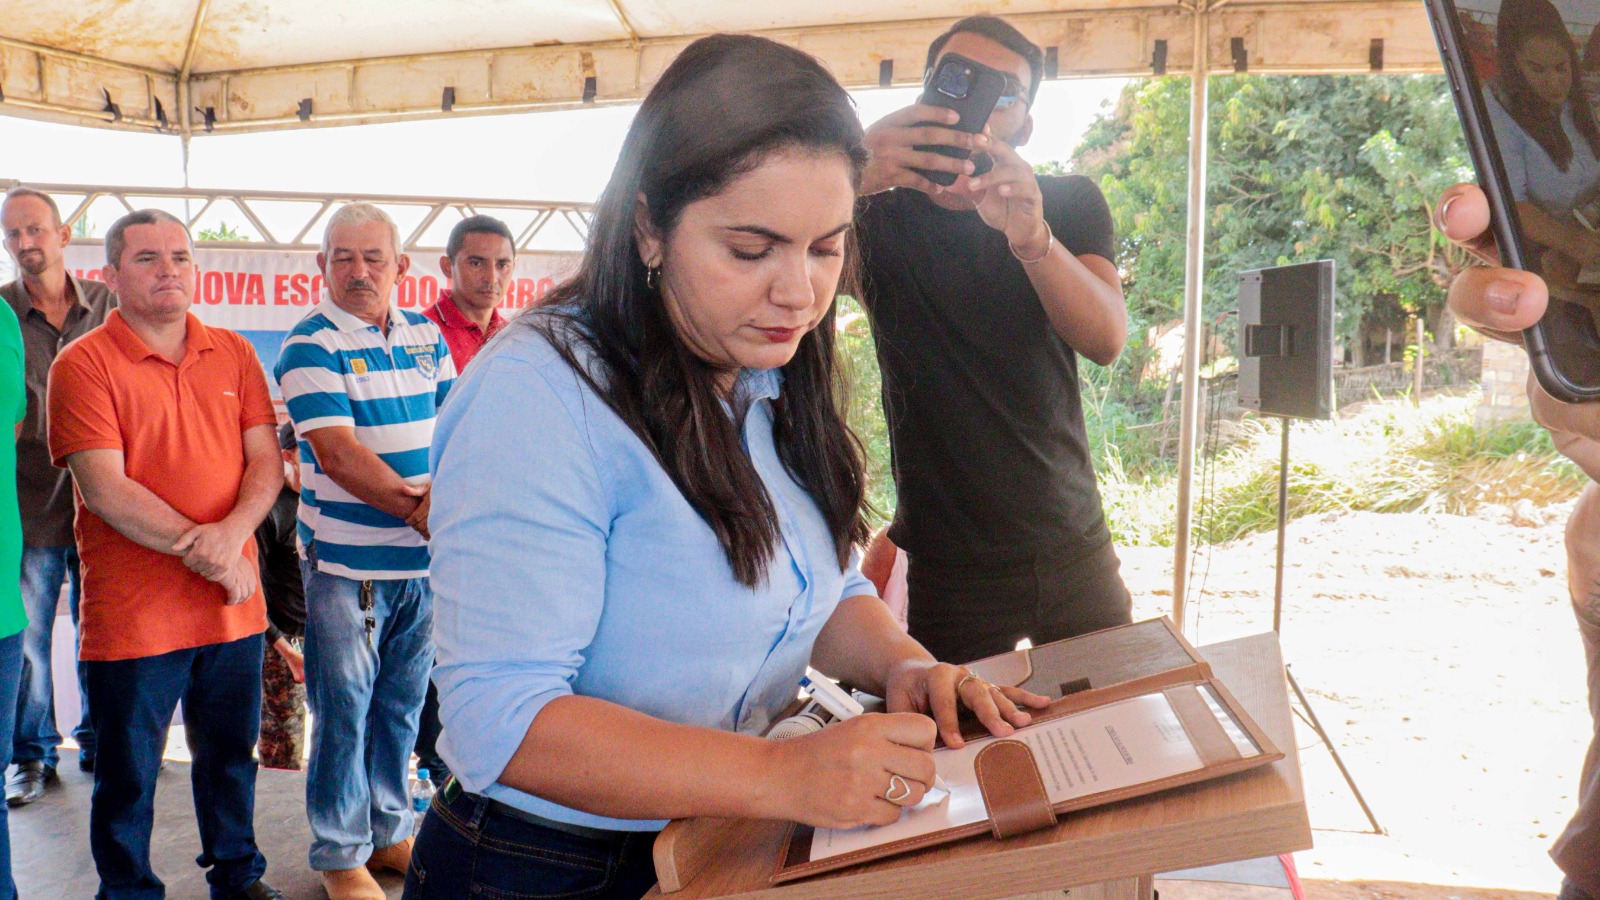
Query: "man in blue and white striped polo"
274 203 456 900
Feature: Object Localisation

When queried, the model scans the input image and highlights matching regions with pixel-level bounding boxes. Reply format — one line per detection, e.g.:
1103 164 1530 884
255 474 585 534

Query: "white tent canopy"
3 0 1439 136
0 0 1456 628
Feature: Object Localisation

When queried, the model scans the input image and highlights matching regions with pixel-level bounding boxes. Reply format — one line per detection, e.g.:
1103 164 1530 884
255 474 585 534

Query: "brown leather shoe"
319 866 384 900
364 836 413 876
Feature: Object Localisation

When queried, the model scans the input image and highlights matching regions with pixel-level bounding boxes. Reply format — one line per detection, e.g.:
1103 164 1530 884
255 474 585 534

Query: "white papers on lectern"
810 691 1249 862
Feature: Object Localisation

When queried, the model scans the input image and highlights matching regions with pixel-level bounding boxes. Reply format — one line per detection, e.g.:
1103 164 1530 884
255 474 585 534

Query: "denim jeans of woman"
403 785 658 899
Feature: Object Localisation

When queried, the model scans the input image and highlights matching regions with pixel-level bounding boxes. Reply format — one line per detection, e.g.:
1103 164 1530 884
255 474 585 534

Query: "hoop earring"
646 265 660 291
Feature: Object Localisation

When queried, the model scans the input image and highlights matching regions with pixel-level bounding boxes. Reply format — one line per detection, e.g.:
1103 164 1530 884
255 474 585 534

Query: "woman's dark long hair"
525 34 871 587
1495 0 1600 170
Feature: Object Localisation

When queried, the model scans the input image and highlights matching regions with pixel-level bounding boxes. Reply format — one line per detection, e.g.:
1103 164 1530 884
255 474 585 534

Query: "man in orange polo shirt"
48 209 286 900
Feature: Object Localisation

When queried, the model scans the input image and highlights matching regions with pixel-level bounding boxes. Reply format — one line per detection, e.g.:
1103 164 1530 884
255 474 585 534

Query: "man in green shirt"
0 293 34 898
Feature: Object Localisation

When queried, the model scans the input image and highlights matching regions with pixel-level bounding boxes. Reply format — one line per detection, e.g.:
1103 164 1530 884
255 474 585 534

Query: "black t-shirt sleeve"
1042 175 1116 263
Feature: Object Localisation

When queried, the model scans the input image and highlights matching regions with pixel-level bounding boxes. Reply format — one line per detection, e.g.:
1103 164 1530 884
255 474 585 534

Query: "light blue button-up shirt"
1486 91 1600 218
428 320 877 831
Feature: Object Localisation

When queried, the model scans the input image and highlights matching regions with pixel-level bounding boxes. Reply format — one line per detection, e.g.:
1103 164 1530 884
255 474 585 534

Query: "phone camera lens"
935 63 972 99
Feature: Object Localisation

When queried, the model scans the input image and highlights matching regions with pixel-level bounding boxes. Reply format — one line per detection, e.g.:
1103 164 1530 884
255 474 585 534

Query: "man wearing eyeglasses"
856 14 1133 665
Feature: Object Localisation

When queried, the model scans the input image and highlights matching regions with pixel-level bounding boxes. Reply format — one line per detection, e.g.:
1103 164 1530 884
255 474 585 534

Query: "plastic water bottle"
411 769 436 814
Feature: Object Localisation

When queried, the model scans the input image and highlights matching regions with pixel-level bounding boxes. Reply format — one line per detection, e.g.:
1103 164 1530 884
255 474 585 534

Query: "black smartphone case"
912 53 1009 188
1425 0 1600 402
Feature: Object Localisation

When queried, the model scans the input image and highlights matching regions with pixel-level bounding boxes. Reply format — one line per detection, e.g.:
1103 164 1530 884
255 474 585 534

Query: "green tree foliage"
196 221 251 242
1065 74 1475 395
835 295 896 528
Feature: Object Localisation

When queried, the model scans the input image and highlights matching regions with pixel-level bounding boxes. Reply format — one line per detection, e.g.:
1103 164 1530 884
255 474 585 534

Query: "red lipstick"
755 326 801 343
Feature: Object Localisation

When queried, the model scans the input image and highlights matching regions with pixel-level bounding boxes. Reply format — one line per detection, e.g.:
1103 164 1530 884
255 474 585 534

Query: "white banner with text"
62 244 578 389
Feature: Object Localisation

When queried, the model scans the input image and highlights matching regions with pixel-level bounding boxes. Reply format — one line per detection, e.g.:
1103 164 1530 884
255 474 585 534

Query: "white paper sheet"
1200 684 1261 757
809 692 1206 862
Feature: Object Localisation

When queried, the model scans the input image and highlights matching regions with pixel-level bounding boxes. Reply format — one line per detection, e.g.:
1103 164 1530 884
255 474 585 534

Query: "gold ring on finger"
956 672 984 693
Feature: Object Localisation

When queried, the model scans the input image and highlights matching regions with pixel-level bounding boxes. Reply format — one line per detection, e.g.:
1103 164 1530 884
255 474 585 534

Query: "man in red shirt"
413 215 515 787
423 216 514 371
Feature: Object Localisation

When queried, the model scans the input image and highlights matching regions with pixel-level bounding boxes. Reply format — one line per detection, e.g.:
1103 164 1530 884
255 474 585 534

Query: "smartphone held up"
1426 0 1600 400
911 52 1010 187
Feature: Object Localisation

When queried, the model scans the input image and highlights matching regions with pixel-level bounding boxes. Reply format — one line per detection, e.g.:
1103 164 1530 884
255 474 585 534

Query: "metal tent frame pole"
1165 13 1381 832
1171 0 1213 632
0 180 593 253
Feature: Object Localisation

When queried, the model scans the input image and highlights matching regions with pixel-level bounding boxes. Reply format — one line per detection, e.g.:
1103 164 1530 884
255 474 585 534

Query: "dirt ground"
1117 501 1588 899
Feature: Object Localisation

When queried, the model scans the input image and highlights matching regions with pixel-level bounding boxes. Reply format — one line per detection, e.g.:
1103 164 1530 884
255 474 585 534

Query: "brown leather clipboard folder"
770 618 1283 884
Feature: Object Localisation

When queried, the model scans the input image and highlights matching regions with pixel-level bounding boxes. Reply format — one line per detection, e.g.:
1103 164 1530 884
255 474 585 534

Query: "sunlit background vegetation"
838 74 1586 545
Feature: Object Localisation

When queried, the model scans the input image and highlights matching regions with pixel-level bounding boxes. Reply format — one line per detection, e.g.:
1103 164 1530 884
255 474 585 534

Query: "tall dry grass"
1100 391 1587 547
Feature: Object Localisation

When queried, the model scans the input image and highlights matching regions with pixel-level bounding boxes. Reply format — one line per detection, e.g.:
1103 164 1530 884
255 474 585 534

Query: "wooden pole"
1412 317 1424 405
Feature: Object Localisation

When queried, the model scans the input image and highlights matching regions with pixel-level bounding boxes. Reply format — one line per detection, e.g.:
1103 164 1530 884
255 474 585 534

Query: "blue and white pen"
801 667 952 796
799 668 864 720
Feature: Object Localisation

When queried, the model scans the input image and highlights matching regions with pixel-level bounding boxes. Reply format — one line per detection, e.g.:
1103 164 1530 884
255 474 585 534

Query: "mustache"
343 279 377 293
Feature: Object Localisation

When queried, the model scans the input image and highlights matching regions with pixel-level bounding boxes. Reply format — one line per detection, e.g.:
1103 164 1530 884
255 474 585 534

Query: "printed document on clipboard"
771 618 1283 884
809 689 1257 861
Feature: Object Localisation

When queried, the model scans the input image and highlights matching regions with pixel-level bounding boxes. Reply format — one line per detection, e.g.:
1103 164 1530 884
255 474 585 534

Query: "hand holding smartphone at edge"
1426 0 1600 400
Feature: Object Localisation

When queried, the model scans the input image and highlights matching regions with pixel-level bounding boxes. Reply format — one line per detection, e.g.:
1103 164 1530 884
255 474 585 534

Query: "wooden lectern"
647 632 1310 900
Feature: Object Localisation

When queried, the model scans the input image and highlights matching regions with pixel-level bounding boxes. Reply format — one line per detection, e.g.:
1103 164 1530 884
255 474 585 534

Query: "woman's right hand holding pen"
759 713 937 830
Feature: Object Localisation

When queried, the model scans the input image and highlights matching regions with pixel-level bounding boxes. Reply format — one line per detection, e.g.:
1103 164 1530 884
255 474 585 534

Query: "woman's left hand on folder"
883 660 1051 749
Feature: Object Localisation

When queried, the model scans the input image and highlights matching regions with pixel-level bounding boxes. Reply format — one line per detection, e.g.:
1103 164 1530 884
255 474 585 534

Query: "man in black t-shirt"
856 15 1133 664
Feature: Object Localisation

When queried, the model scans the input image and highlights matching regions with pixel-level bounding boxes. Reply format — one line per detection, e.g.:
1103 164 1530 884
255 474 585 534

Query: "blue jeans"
0 630 25 900
403 786 658 900
85 633 267 900
14 545 92 766
301 557 432 871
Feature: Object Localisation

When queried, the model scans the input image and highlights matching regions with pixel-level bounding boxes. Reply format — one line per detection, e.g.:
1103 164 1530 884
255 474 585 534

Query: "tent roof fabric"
0 0 1439 135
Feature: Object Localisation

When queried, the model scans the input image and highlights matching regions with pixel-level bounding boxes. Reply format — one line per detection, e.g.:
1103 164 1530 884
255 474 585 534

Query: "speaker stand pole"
1272 416 1385 835
1273 418 1290 632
